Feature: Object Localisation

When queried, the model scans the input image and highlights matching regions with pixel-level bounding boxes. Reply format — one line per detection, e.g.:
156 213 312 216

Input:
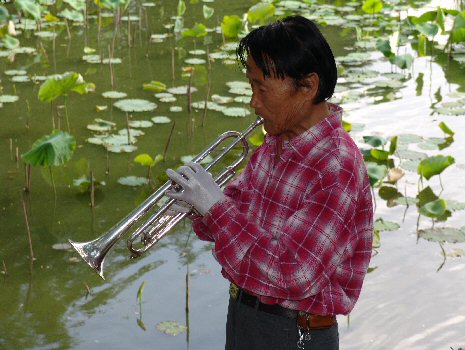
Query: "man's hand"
165 162 226 216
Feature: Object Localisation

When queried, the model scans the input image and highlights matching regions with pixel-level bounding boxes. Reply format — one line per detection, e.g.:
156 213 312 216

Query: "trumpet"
69 117 264 279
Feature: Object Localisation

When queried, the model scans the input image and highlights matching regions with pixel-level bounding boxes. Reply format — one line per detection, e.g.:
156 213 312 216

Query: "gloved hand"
165 161 226 216
165 200 192 216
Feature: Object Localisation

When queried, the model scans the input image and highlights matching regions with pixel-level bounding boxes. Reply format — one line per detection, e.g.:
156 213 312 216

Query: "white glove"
165 161 226 216
164 200 192 216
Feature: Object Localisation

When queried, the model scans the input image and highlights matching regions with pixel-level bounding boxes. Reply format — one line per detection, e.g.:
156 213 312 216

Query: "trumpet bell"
69 238 106 279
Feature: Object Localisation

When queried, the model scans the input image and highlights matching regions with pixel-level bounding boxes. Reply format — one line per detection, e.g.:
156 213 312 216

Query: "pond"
1 0 465 349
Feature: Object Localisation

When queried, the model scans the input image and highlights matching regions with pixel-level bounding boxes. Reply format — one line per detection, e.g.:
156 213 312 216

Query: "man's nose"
250 93 260 109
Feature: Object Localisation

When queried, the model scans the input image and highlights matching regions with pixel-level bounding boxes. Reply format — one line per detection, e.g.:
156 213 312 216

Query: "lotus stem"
105 148 110 175
187 68 194 113
24 163 31 193
185 263 190 344
15 147 19 169
21 193 35 264
171 47 175 81
90 170 95 208
163 121 176 162
9 138 13 161
49 166 57 198
108 44 114 88
126 113 131 144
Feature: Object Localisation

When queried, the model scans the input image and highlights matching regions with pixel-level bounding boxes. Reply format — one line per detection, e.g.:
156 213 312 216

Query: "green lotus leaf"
143 81 166 92
221 15 243 39
247 3 276 24
73 175 106 192
363 135 386 148
374 218 400 232
418 227 465 243
134 153 155 167
2 35 20 50
95 0 128 10
58 8 84 22
370 149 390 161
203 5 214 19
0 6 9 22
439 121 454 136
15 0 42 20
64 0 85 11
362 0 383 14
390 54 414 70
365 162 387 186
182 23 208 38
451 11 465 44
417 155 455 180
419 198 447 218
177 0 186 16
21 130 76 167
415 22 439 37
38 72 93 103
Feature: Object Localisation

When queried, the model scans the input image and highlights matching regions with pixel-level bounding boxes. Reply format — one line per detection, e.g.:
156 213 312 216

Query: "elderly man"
166 15 373 350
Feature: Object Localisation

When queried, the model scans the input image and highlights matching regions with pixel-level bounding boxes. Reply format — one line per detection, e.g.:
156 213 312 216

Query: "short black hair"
237 15 337 104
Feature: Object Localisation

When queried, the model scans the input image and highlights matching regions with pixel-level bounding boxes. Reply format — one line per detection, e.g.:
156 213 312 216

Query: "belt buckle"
229 283 239 300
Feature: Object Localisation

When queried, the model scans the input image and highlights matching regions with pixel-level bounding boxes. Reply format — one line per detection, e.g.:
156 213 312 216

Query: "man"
166 15 373 350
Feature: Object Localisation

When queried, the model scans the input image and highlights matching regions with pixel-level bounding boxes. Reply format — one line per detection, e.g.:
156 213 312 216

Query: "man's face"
245 56 310 140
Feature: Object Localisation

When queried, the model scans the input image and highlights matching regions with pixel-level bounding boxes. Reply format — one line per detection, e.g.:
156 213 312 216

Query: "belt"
229 283 336 330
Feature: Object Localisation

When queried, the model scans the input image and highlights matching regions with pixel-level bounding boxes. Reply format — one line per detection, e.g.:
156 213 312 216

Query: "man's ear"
301 73 320 100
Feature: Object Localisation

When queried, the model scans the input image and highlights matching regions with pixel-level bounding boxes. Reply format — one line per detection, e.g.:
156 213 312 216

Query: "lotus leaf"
134 154 156 167
143 81 166 92
102 91 127 99
221 15 243 39
2 35 20 50
167 86 198 95
129 120 153 128
156 320 187 336
203 5 214 19
247 3 276 24
0 95 20 103
374 218 400 232
222 107 250 117
58 9 84 22
38 72 93 103
151 116 171 124
21 130 76 167
170 106 183 112
419 198 447 218
5 70 27 76
15 0 42 20
366 162 387 186
114 99 157 112
417 155 455 180
418 227 465 243
117 176 149 186
182 23 208 38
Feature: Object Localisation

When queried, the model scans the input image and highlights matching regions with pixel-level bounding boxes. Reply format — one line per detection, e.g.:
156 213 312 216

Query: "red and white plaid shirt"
191 103 373 316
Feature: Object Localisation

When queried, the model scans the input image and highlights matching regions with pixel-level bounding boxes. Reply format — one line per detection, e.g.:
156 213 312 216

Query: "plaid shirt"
191 103 373 316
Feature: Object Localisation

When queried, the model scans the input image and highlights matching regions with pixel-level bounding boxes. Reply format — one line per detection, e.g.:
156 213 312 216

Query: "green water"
1 0 465 349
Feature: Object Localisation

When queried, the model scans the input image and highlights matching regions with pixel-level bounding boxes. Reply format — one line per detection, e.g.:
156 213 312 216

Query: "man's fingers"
166 168 188 186
170 202 191 213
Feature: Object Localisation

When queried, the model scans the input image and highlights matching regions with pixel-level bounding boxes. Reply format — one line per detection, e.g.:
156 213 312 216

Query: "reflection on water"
1 0 465 349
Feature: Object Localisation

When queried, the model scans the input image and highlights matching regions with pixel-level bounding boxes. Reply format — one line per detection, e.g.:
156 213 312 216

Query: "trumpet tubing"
69 117 264 279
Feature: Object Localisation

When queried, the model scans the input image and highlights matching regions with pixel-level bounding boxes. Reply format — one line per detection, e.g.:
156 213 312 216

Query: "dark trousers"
225 297 339 350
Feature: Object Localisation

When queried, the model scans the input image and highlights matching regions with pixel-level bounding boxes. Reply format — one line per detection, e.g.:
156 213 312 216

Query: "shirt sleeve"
202 163 360 301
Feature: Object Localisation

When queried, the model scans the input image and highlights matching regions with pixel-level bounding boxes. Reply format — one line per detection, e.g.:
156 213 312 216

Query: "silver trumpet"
69 117 264 279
